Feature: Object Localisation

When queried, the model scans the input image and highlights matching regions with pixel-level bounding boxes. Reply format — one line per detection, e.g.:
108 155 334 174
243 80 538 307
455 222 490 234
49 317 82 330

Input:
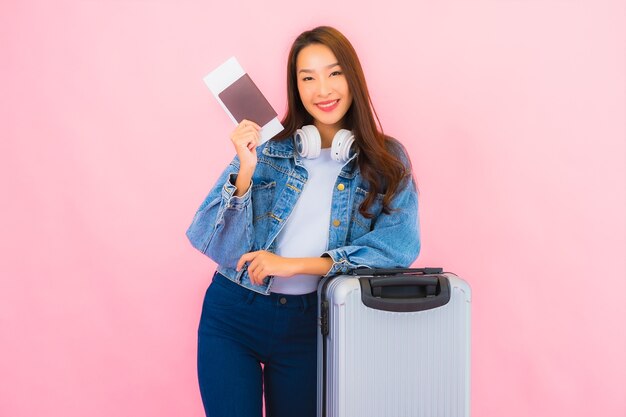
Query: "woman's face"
296 43 353 132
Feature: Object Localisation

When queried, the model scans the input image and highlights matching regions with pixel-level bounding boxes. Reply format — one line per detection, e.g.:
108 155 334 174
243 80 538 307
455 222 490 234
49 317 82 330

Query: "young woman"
187 26 420 417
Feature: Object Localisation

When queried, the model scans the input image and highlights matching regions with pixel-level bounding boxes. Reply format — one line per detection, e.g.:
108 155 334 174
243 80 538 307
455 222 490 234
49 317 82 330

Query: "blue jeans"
198 272 318 417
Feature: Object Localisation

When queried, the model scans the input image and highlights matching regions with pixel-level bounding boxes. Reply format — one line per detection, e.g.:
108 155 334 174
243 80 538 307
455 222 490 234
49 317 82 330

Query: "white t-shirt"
270 148 344 294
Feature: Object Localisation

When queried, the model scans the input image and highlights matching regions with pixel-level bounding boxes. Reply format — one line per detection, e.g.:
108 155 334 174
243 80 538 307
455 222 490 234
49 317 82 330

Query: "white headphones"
295 125 356 162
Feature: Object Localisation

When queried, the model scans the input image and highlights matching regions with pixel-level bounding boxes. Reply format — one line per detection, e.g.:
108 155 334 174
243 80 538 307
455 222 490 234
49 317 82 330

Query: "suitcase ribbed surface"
320 274 471 417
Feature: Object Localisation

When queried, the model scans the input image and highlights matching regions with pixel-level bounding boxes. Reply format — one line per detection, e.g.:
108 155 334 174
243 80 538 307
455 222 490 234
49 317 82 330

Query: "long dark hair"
275 26 411 218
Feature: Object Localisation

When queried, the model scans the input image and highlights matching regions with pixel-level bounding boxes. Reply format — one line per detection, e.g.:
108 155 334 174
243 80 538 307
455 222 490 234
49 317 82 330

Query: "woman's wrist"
234 167 254 197
288 257 334 276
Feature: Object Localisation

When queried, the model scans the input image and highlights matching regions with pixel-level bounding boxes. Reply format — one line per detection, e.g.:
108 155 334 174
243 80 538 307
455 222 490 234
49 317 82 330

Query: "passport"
204 57 284 143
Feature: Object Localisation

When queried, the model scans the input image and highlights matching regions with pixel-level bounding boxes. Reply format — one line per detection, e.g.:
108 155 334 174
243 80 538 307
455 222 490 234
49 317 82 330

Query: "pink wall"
2 0 624 416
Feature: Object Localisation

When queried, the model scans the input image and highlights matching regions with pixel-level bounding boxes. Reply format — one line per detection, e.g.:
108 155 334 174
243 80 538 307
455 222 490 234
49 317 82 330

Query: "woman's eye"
330 71 343 76
302 76 313 81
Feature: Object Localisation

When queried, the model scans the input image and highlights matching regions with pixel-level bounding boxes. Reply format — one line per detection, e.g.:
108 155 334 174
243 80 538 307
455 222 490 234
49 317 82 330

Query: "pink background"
2 0 625 416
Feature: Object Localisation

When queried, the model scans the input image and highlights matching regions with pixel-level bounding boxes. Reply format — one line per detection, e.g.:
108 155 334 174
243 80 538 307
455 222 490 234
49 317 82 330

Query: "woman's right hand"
230 119 261 172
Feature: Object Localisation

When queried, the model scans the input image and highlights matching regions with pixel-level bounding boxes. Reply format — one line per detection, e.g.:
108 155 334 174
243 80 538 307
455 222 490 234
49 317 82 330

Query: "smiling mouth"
316 99 339 111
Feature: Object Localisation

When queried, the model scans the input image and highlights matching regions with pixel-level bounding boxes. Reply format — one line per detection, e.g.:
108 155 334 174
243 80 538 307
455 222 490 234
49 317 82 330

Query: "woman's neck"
314 121 343 148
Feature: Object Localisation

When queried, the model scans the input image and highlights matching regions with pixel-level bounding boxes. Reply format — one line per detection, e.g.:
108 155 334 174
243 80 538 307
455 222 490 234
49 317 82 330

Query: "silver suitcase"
317 268 471 417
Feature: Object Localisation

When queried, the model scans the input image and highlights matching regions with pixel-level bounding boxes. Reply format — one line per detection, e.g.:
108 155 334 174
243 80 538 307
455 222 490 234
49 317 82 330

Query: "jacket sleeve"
185 156 255 269
322 175 421 276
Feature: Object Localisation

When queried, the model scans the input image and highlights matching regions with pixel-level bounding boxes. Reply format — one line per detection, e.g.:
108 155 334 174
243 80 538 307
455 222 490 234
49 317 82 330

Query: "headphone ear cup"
295 125 321 159
331 129 355 162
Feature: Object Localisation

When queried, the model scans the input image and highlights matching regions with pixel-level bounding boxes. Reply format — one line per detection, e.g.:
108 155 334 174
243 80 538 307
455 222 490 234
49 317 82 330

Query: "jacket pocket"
251 180 276 221
348 187 384 242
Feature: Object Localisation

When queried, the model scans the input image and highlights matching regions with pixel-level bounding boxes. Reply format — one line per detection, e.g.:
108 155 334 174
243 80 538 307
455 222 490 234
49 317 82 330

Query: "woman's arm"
322 175 421 276
234 175 420 285
186 120 261 267
321 140 420 275
186 158 255 268
231 119 260 196
324 140 421 275
236 252 334 286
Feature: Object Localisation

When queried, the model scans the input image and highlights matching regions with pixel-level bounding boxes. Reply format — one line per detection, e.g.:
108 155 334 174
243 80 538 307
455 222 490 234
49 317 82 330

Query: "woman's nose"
318 78 332 96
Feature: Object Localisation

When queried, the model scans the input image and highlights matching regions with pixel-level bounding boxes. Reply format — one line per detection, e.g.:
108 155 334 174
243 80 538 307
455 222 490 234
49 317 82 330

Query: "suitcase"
317 268 471 417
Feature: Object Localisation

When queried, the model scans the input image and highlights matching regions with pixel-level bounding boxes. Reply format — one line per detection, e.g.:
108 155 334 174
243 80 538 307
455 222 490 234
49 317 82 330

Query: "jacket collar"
261 136 360 175
262 138 296 158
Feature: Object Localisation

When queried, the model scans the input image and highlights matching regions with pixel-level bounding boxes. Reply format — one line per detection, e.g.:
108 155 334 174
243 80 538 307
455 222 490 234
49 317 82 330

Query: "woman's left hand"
236 251 296 285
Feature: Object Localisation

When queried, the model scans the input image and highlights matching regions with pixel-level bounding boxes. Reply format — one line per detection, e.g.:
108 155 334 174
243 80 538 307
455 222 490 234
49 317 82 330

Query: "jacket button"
333 219 341 227
337 183 345 191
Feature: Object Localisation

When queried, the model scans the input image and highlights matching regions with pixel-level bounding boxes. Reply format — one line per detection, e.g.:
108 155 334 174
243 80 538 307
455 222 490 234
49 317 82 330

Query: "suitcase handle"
369 276 438 288
359 274 451 312
352 267 443 276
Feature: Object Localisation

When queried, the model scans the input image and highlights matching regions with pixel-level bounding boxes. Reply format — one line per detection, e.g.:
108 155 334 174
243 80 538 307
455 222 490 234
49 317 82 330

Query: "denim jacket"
186 136 420 295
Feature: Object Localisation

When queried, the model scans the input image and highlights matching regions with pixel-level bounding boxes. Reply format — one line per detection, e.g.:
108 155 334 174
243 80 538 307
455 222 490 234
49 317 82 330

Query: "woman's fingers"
250 266 266 285
238 251 265 285
236 251 256 271
236 251 297 286
239 119 262 130
230 120 261 170
247 259 261 282
237 250 278 285
231 120 262 144
231 129 258 149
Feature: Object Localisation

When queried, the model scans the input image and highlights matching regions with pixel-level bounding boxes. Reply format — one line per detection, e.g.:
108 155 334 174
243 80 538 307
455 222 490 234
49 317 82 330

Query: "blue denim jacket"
186 136 420 295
